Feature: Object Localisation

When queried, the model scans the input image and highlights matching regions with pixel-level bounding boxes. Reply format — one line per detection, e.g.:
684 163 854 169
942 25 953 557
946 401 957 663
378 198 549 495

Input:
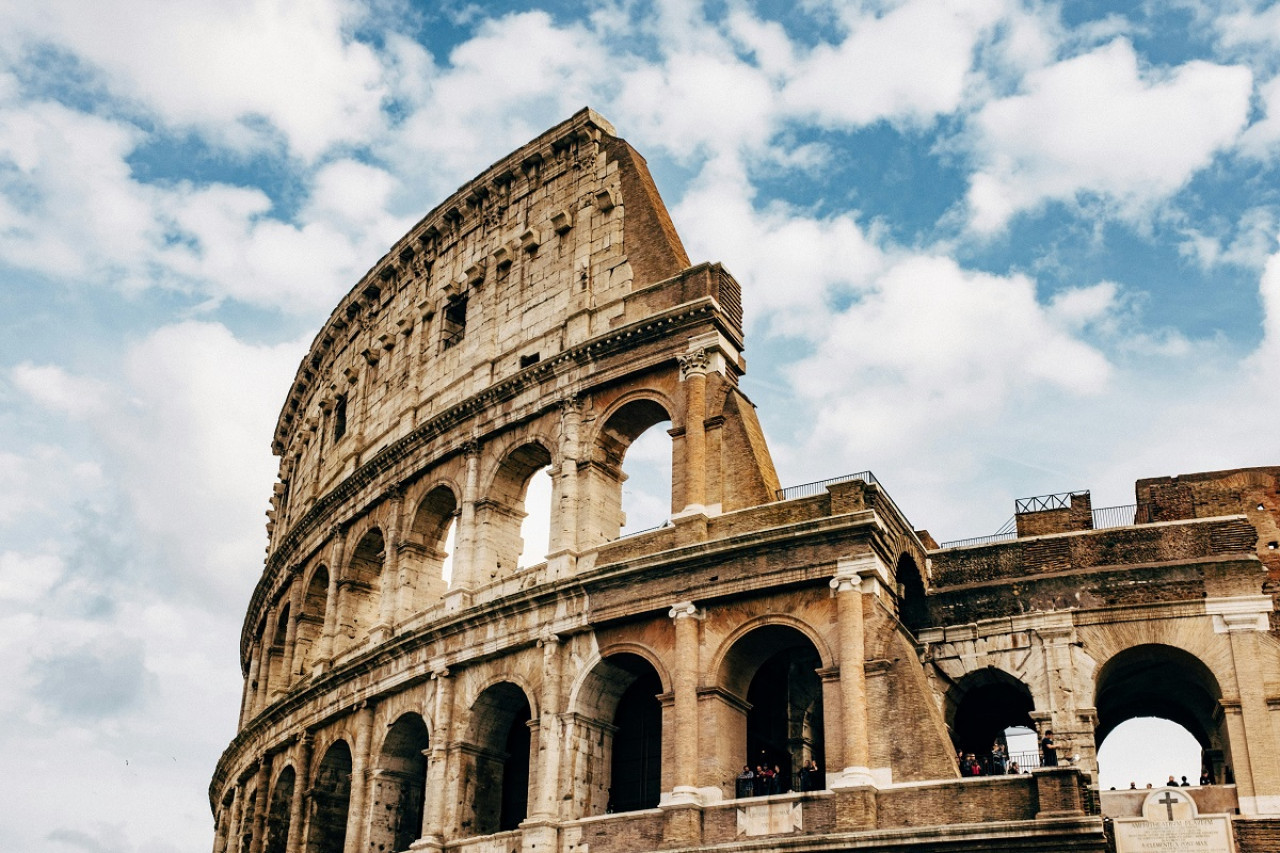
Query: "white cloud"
0 0 388 161
965 39 1252 232
786 0 1004 128
1238 75 1280 159
11 363 109 417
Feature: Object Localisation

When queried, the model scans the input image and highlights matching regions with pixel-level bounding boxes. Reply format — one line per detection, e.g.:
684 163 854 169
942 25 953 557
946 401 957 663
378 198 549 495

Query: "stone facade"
210 110 1280 853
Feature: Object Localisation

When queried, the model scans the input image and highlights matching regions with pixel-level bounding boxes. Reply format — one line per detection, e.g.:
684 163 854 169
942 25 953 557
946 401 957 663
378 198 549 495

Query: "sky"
1 0 1278 849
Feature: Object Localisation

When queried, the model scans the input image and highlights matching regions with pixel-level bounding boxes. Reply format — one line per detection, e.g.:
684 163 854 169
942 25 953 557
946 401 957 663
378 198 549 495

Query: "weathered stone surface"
211 111 1280 853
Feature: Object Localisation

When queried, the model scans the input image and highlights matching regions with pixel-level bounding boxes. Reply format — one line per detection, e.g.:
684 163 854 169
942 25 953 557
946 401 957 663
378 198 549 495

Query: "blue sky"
1 0 1278 849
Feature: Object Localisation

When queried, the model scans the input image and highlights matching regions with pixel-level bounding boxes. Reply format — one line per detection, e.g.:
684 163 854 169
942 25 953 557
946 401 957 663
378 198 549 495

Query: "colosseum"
211 109 1280 853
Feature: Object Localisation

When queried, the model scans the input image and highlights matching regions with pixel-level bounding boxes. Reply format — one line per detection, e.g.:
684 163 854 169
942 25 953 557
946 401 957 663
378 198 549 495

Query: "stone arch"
401 483 460 612
263 763 295 853
570 649 668 816
368 712 431 853
475 440 555 582
582 394 676 544
295 564 328 674
305 739 352 853
1094 643 1228 783
460 680 535 836
715 621 828 796
710 614 835 689
944 667 1035 769
336 527 384 654
894 553 929 633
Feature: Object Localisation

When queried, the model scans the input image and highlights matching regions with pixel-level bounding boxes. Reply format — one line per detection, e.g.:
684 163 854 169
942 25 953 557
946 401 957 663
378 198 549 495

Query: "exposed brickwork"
1234 818 1280 853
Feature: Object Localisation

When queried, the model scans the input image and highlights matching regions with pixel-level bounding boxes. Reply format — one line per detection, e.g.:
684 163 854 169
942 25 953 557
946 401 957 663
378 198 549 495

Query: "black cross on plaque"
1157 791 1179 821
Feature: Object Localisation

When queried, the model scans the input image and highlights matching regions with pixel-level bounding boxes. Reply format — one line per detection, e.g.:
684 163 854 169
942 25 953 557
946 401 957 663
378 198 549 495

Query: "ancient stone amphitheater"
211 109 1280 853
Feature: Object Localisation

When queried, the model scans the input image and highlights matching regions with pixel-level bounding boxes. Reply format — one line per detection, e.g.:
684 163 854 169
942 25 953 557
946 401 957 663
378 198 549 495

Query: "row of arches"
219 623 829 853
243 399 676 721
945 643 1232 786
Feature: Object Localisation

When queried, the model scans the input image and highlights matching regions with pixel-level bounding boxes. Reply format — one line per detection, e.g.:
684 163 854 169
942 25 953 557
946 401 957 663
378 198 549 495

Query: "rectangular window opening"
441 296 467 349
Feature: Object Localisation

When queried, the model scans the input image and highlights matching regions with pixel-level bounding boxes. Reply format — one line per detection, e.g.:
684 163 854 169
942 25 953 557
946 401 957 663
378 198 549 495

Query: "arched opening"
403 486 458 610
463 682 533 836
1095 644 1227 787
1097 717 1203 790
267 603 290 693
945 669 1035 774
573 652 665 816
720 624 825 796
263 765 294 853
296 566 328 674
478 443 553 581
518 468 552 568
337 529 384 653
306 741 352 853
368 713 430 853
589 399 674 543
895 555 928 633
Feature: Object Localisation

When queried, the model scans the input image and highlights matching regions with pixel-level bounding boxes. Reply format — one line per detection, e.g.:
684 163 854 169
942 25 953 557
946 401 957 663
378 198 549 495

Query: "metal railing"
1015 490 1088 513
938 531 1018 549
1091 503 1137 530
776 471 877 501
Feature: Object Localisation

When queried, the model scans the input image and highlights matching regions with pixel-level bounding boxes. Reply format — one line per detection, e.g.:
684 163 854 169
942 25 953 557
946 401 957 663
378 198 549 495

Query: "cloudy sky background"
2 0 1279 848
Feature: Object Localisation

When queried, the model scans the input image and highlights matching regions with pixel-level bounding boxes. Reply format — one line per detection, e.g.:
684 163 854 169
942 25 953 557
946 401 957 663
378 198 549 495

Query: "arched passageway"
895 555 928 633
306 741 352 853
295 566 328 674
588 399 673 543
368 713 430 853
946 669 1035 761
1095 644 1228 784
463 682 533 836
479 443 553 580
263 765 294 853
720 624 825 794
338 529 384 653
574 652 665 815
403 486 457 610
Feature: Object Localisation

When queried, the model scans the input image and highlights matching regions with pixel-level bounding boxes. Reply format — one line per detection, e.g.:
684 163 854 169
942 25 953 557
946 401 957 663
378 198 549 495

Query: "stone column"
420 669 454 848
548 395 582 578
343 703 375 853
446 440 481 610
316 525 347 670
258 601 281 711
667 601 702 801
677 351 708 513
248 757 272 853
285 733 311 853
281 571 304 689
829 572 872 787
375 487 404 640
1227 622 1280 815
533 633 563 819
225 784 244 853
244 645 264 723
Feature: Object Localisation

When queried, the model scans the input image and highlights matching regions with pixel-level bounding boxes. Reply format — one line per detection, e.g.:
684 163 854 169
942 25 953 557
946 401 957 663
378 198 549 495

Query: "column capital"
537 631 561 648
461 437 481 458
677 349 710 379
669 601 703 620
431 667 451 680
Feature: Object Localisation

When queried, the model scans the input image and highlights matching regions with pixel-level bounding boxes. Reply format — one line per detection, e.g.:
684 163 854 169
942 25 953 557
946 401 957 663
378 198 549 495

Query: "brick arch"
586 389 679 448
710 613 835 697
460 679 537 837
474 437 557 579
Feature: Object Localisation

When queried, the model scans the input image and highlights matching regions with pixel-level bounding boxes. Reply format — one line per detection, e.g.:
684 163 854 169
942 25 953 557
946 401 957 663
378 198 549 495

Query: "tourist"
1180 776 1191 787
736 765 754 799
1039 730 1058 767
990 742 1007 775
1200 770 1212 786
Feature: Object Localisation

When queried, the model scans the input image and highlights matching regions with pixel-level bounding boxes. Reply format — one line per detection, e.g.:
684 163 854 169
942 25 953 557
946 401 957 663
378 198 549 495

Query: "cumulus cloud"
965 39 1252 232
0 0 388 161
11 363 110 417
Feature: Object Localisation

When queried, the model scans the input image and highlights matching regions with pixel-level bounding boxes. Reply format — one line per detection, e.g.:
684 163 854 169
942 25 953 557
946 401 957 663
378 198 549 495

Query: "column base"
408 837 442 853
663 785 704 807
443 588 473 614
829 766 879 790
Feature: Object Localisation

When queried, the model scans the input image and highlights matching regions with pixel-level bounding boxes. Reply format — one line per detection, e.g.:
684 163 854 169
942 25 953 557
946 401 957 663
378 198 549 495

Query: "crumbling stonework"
211 110 1280 853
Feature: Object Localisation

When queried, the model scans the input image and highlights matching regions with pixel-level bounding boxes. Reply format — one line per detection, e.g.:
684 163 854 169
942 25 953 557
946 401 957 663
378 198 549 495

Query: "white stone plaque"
1113 787 1234 853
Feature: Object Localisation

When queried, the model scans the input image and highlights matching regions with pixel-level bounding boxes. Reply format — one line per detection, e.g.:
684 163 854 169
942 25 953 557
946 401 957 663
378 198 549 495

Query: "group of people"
957 741 1023 777
735 757 823 798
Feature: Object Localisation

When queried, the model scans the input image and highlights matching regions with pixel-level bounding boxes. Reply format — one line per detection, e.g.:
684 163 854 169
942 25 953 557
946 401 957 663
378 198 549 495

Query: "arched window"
574 652 664 816
1095 644 1226 788
263 765 294 853
402 486 458 611
295 566 328 674
306 741 352 853
587 399 673 543
719 625 825 796
945 669 1035 773
368 713 430 853
463 682 533 836
336 529 384 653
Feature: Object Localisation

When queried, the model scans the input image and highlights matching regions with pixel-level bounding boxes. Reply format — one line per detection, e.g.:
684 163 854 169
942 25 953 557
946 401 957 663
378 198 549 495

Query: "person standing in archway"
1039 730 1058 767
